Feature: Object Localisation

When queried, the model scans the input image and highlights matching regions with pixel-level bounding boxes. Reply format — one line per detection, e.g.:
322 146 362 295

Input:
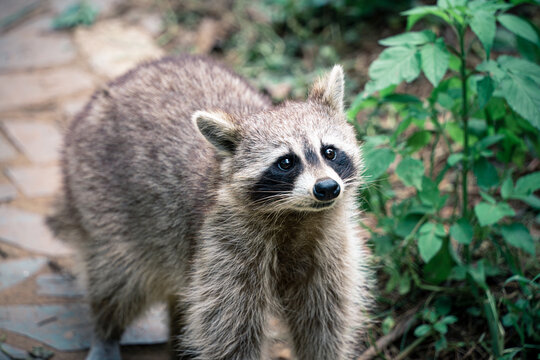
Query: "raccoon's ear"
309 65 344 113
193 111 240 156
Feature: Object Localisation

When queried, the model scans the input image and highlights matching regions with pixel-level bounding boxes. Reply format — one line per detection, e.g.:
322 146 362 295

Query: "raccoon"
46 55 371 360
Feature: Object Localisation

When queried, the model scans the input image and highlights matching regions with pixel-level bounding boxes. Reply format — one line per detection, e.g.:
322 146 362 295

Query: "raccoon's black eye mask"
321 144 356 181
250 153 303 202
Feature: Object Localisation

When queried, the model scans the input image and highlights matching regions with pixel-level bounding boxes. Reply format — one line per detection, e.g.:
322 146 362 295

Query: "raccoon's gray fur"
46 55 372 360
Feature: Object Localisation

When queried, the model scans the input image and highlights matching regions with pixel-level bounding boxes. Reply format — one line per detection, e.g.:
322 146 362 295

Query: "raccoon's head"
194 65 361 213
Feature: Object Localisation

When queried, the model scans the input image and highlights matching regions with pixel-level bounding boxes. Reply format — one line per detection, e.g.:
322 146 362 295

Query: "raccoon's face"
194 65 361 212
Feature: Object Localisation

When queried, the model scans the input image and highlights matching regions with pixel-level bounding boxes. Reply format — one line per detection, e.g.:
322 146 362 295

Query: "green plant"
52 1 97 30
348 0 539 358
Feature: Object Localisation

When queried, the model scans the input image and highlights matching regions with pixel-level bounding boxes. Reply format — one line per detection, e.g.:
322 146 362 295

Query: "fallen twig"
358 304 422 360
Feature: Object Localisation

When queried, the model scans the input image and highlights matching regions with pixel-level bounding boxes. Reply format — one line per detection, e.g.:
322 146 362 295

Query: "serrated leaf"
498 56 540 85
379 30 436 46
450 218 473 244
396 157 425 190
473 157 499 189
500 223 536 255
368 46 421 92
474 202 515 226
471 11 496 56
418 222 445 262
499 72 540 130
476 76 494 109
514 172 540 195
477 60 508 83
362 147 395 180
421 38 450 87
498 14 540 46
468 0 512 12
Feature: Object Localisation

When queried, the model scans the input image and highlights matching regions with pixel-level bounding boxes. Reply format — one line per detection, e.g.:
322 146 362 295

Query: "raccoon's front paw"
86 338 121 360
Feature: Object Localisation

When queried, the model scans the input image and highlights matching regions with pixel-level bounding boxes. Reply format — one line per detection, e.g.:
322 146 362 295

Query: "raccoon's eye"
277 156 295 171
323 147 337 161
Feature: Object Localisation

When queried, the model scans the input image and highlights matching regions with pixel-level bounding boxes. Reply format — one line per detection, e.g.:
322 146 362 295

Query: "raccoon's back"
58 56 270 248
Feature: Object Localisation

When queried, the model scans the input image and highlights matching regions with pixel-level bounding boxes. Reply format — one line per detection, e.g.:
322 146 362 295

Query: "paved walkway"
0 1 170 358
0 1 292 359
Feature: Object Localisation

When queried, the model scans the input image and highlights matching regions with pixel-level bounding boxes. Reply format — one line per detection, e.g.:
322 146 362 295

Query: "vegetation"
348 1 539 358
163 0 539 358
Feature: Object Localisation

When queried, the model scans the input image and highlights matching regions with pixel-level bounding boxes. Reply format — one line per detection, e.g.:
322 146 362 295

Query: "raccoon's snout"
313 178 340 201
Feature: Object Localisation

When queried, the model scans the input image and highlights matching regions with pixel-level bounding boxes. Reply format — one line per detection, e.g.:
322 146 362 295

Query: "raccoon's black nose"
313 178 340 201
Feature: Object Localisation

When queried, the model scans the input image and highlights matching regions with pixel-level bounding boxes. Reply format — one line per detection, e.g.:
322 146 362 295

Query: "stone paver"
0 27 76 71
2 120 62 163
0 67 94 111
0 206 72 256
0 303 168 351
0 257 47 291
0 183 18 202
74 19 164 78
36 273 85 298
6 164 61 198
0 0 41 29
0 133 17 161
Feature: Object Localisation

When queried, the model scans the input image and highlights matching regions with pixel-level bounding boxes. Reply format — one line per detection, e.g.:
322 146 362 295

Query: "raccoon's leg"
168 294 197 360
280 279 355 360
84 254 151 360
185 260 268 360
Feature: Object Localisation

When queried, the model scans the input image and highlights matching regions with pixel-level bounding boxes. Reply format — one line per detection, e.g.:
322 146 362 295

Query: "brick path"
0 1 173 358
0 1 293 359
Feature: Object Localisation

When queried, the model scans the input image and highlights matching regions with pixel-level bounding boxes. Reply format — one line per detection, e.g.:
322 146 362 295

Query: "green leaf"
498 56 540 85
473 157 499 189
500 176 514 199
414 324 432 337
406 130 432 153
379 30 436 46
499 72 540 130
513 172 540 195
498 14 540 46
421 38 450 87
419 176 441 207
471 11 496 56
450 218 473 245
474 202 515 226
362 147 395 180
368 46 421 92
476 76 494 109
52 2 98 29
402 6 451 31
477 60 507 82
418 222 445 262
396 214 423 238
447 153 463 166
423 238 454 284
468 260 487 289
396 157 425 190
500 223 536 255
433 322 448 334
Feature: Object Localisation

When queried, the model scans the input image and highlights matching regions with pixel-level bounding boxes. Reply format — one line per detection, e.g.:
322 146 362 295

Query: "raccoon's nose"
313 178 341 201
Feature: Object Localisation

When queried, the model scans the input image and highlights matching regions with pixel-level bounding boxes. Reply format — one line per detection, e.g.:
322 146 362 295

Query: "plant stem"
459 28 470 220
